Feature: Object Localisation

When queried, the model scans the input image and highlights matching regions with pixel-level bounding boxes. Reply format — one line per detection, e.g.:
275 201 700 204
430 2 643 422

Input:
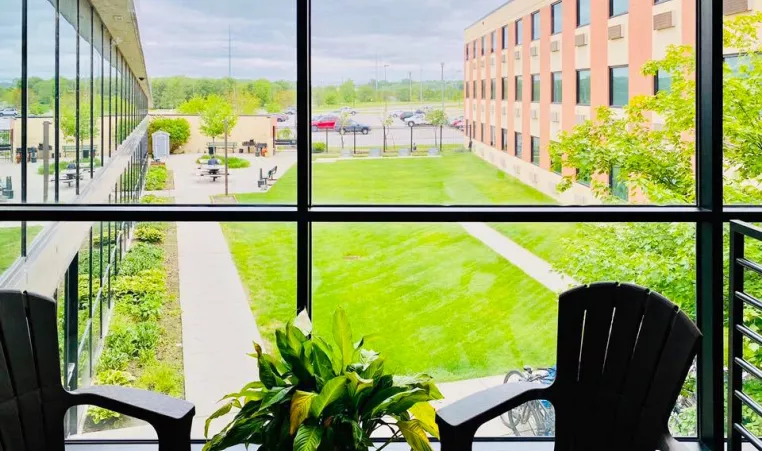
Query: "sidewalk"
460 222 578 293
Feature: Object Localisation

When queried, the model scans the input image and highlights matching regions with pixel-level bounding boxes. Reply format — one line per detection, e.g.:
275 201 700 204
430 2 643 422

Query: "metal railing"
728 220 762 450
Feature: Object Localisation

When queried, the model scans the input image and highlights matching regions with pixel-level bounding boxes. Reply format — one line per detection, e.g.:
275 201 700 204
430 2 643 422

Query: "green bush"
311 142 326 153
137 360 183 397
140 194 171 205
117 292 164 321
149 117 191 154
88 370 135 424
114 269 165 299
196 155 251 169
134 224 166 243
118 244 164 276
145 165 169 191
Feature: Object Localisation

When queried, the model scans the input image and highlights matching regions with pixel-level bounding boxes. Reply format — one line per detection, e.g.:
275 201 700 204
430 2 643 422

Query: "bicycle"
500 365 556 437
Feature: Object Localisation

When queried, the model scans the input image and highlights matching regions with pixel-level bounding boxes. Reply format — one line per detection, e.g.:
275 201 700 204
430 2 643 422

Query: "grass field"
236 151 556 205
0 227 42 273
224 152 562 381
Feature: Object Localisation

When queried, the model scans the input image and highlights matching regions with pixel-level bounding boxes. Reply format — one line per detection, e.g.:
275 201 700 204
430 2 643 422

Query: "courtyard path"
460 222 578 293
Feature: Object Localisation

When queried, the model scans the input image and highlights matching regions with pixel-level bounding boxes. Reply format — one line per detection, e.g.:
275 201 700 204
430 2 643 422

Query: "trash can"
29 147 38 163
208 146 215 156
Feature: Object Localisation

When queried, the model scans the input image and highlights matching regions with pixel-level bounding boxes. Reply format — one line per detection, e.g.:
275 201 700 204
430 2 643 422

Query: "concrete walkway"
460 222 578 293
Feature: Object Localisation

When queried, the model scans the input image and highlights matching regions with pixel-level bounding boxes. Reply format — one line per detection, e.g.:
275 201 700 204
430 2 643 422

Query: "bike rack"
728 220 762 451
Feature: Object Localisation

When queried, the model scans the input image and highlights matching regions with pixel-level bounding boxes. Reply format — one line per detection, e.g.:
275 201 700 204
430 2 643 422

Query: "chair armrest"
70 385 194 426
657 432 688 451
436 382 548 433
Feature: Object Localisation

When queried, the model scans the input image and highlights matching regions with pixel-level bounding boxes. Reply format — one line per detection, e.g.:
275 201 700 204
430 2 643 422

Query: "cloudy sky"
135 0 501 84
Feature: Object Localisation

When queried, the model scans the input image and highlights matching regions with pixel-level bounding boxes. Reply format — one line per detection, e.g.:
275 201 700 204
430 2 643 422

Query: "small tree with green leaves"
199 95 238 142
335 111 352 150
177 96 206 114
149 117 191 154
426 109 448 147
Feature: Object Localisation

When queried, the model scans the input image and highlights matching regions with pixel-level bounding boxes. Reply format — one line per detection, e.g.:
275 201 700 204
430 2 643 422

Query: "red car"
311 115 338 131
451 117 464 129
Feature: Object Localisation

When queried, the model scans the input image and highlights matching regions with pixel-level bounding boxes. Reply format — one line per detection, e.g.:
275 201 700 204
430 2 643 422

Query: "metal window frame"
531 11 541 41
577 0 591 27
8 0 731 448
551 1 562 34
551 71 563 103
576 68 591 105
608 65 629 107
515 18 523 45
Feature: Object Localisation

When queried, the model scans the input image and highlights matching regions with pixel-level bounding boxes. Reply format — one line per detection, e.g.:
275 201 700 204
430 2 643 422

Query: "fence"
274 125 467 155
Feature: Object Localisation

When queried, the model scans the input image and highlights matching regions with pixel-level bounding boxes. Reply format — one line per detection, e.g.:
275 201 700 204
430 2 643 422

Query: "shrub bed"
86 207 184 428
145 165 171 191
196 154 251 169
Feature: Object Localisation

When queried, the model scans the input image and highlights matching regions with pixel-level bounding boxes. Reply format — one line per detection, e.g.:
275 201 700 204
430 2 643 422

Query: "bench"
61 145 98 158
53 171 85 187
257 166 278 190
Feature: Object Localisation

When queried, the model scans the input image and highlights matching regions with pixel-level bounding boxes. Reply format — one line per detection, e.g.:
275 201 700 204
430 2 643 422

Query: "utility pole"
383 64 390 116
408 71 412 104
419 67 423 102
441 62 445 111
375 54 379 100
224 118 229 196
228 26 236 112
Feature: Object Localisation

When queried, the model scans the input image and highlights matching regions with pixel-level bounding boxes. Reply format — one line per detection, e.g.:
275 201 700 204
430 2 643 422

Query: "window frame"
576 69 591 106
502 25 509 49
654 69 672 94
490 78 496 100
551 71 563 103
531 11 541 41
551 2 563 34
2 1 734 448
609 0 629 17
531 74 540 102
577 0 590 27
609 65 629 108
502 76 508 101
515 18 523 45
514 131 523 158
515 75 523 101
530 136 541 165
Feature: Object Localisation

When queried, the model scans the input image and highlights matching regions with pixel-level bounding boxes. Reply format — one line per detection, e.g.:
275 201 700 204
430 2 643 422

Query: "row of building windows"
466 67 673 106
466 0 676 59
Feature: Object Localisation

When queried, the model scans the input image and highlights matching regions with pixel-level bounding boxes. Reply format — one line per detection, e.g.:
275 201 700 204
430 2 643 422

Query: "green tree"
427 109 448 146
149 117 191 154
357 84 375 102
339 79 356 104
177 96 206 114
249 79 273 106
199 95 238 142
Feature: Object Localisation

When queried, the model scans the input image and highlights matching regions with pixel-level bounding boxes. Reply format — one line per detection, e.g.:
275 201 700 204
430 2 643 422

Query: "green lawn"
236 152 556 205
224 152 564 381
0 227 42 274
490 223 581 264
223 222 558 382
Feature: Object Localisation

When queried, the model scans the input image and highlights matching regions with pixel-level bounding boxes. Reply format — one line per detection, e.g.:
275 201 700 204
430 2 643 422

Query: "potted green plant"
204 309 443 451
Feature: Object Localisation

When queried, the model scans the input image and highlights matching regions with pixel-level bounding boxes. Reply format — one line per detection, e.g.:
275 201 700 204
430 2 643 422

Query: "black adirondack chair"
0 290 195 451
436 283 701 451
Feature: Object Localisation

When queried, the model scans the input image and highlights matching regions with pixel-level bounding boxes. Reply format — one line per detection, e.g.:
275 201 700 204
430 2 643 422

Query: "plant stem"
375 432 401 451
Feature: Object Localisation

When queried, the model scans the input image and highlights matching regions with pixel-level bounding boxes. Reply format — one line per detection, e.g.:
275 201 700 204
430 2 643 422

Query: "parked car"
335 120 371 135
339 106 357 115
406 114 431 127
399 110 425 121
450 116 464 128
285 107 296 115
389 110 404 118
271 113 289 122
0 108 18 117
311 115 339 131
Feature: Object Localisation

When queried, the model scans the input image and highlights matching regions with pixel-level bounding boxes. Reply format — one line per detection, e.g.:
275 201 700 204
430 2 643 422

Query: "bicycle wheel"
501 371 527 431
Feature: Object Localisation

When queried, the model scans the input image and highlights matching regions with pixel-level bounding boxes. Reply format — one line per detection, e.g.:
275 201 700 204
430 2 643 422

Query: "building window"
516 18 523 45
531 136 541 165
610 0 628 16
481 35 486 55
481 80 486 99
490 126 496 146
552 72 563 103
531 74 540 102
502 128 508 151
552 2 563 34
490 79 496 100
515 132 523 158
610 166 629 200
480 123 485 141
473 40 477 57
466 82 470 98
609 66 629 107
502 77 508 100
515 75 523 101
577 167 591 186
465 44 469 60
578 0 591 26
655 69 672 94
491 31 496 52
576 69 591 105
502 25 509 48
531 11 541 41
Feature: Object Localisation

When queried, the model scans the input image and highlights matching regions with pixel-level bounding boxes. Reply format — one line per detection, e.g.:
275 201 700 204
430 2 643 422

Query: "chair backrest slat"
577 283 617 387
600 285 648 392
0 291 54 451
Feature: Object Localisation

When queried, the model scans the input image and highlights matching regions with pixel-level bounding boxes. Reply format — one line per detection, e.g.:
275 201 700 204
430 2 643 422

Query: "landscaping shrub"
148 117 191 154
144 165 169 191
88 370 135 424
117 292 164 321
114 268 165 298
196 155 251 169
140 194 171 205
312 142 326 153
134 223 166 243
136 360 183 397
118 244 164 276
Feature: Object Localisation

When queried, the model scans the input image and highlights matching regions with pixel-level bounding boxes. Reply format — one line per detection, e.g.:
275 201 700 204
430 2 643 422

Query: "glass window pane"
611 0 628 16
531 74 540 102
515 132 523 158
502 25 509 48
79 0 95 189
552 72 563 103
577 0 590 26
516 75 523 101
532 12 541 41
656 69 672 94
551 2 563 34
531 136 540 165
577 69 590 105
610 66 629 107
516 19 523 45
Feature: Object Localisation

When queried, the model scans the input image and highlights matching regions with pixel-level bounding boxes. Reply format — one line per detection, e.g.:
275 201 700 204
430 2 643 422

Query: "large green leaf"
314 337 341 375
311 341 336 384
370 388 432 417
346 372 374 410
332 308 354 370
204 401 233 438
293 424 322 451
258 386 296 412
254 343 285 389
290 391 317 434
409 402 439 438
310 376 348 418
398 420 434 451
360 355 385 380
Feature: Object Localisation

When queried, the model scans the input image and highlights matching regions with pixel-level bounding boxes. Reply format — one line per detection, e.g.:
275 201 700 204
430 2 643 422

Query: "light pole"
224 118 229 196
408 71 413 105
384 64 390 115
440 62 445 111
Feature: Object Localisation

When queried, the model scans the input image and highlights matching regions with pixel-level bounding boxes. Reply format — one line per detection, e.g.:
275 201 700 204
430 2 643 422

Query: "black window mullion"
296 0 312 317
89 5 94 179
695 0 724 448
54 0 60 202
75 0 80 195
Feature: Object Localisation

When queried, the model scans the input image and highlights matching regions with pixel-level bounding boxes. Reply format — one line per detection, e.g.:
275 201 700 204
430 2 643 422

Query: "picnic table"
197 164 228 182
55 169 85 187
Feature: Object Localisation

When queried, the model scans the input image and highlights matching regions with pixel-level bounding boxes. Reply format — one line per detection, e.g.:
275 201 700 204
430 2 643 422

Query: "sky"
135 0 502 84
